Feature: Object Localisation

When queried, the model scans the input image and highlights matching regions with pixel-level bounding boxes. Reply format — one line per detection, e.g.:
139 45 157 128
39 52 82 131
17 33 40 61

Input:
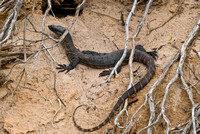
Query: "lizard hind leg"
99 65 122 77
147 50 158 60
136 45 158 60
99 69 112 77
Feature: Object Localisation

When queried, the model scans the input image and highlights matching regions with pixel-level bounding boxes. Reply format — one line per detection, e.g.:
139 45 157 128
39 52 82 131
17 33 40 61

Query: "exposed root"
123 17 200 134
51 98 62 128
103 0 138 83
0 0 24 45
114 0 154 129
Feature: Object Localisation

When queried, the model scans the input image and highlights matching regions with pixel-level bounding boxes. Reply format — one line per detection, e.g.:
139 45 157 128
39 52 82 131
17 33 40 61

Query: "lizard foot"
147 50 158 60
99 69 112 77
99 69 119 78
135 45 158 60
56 64 72 73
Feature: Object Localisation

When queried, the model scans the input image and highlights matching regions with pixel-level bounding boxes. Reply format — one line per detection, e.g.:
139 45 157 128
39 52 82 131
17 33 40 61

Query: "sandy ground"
0 0 200 133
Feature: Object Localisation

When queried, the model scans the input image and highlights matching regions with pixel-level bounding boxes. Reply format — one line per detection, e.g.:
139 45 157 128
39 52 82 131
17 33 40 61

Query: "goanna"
48 25 157 132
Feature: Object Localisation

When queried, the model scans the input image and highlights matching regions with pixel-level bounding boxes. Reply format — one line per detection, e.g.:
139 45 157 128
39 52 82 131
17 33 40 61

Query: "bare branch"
0 0 24 46
51 99 62 128
53 72 66 106
114 0 154 128
22 86 52 104
123 52 180 134
137 16 200 134
103 0 138 83
41 0 56 62
23 14 28 86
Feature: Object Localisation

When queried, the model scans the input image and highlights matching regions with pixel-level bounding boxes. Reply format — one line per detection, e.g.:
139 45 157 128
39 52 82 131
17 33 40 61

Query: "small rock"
0 88 7 99
7 83 17 90
4 118 15 133
114 74 120 79
169 6 176 13
98 92 104 98
0 72 6 86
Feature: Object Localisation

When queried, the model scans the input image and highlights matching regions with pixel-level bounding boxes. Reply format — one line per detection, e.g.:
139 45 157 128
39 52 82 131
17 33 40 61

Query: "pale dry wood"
114 0 154 129
0 0 24 45
136 17 200 134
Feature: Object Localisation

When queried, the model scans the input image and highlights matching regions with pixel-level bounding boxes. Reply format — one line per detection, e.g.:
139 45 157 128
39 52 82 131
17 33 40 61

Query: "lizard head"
48 25 66 36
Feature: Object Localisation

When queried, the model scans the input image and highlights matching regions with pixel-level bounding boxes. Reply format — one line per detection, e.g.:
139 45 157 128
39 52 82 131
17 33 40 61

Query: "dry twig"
22 86 52 104
114 0 154 128
103 0 138 83
40 0 56 62
0 0 24 46
53 72 66 106
130 17 200 134
123 52 180 134
0 0 56 102
51 98 62 128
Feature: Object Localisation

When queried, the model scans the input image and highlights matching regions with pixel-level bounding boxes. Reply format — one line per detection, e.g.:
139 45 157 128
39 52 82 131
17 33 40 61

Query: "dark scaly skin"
73 51 155 132
48 25 157 75
48 25 156 132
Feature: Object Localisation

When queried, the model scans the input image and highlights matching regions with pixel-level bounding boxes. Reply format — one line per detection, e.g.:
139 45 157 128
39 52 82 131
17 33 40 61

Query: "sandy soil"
0 0 200 133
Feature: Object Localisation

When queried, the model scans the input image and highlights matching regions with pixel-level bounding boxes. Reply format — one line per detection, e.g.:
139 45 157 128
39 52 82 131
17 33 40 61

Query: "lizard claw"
147 51 158 60
135 45 158 60
56 64 72 73
56 64 66 69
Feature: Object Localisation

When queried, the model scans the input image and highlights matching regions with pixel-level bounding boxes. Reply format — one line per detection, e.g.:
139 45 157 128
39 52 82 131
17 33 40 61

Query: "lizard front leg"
56 56 79 73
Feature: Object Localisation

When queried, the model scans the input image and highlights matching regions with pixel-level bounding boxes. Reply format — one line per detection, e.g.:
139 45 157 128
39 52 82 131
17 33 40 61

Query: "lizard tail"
72 64 155 132
73 52 156 132
72 92 125 132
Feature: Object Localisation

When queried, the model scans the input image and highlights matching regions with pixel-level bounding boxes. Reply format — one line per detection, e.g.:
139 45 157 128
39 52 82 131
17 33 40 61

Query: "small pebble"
0 88 7 99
